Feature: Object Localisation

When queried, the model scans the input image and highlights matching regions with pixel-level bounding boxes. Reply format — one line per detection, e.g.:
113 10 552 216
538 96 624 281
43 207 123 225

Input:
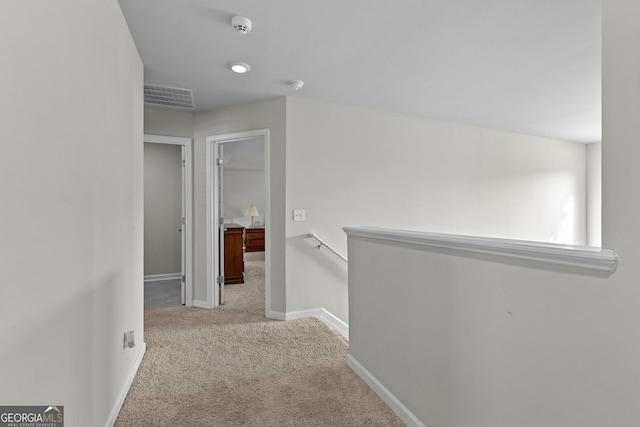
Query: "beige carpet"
116 252 405 426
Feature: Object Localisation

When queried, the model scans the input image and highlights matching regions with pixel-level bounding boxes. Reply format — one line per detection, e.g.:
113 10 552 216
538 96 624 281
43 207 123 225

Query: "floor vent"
144 84 195 110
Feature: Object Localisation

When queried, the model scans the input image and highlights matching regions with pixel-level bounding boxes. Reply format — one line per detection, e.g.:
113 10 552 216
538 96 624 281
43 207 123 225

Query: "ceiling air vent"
144 84 195 110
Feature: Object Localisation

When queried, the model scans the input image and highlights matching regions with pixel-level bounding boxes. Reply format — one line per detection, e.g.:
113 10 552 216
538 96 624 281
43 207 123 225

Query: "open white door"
217 143 226 305
206 129 269 313
180 145 186 305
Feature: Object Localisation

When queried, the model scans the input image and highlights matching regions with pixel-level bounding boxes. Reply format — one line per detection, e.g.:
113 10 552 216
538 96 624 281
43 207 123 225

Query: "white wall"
587 142 602 246
144 107 193 138
286 97 587 323
150 95 587 320
192 98 286 310
144 143 182 275
346 1 640 425
223 169 265 228
222 138 266 228
0 0 144 425
348 235 613 427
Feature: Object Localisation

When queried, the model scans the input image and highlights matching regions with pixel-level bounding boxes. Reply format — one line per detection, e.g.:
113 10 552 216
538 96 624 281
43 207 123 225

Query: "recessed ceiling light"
229 62 251 73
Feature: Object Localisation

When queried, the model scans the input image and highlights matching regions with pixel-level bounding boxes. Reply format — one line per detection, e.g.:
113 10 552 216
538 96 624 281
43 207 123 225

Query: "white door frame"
205 129 270 312
144 134 194 306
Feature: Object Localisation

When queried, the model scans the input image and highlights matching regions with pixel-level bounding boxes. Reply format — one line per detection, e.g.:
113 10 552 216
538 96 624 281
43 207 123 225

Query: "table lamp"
244 204 259 228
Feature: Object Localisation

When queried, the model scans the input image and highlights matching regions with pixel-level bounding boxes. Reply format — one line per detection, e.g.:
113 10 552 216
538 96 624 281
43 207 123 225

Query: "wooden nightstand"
224 223 245 284
244 228 265 252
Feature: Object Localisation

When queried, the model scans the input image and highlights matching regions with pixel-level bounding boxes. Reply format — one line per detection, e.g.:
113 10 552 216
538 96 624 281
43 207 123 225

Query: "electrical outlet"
293 209 306 222
123 330 135 349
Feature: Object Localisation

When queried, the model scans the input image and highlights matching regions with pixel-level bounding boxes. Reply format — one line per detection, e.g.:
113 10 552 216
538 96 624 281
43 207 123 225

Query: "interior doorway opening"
143 134 193 309
205 129 270 314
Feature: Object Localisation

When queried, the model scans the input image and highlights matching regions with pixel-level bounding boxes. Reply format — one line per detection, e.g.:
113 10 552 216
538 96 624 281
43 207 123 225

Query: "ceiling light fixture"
229 61 251 73
232 16 252 34
289 80 304 90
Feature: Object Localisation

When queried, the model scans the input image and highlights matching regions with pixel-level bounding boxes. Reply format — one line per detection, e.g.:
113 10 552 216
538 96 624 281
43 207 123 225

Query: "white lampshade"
244 205 259 217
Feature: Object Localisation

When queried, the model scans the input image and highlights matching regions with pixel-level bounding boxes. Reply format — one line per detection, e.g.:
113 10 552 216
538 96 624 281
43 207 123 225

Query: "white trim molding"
267 311 286 321
343 227 619 273
347 354 425 427
144 273 181 282
104 343 146 427
192 300 210 309
206 129 271 311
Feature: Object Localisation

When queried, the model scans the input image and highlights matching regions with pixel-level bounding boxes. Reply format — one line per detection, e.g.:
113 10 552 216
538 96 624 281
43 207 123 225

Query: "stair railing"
308 233 348 263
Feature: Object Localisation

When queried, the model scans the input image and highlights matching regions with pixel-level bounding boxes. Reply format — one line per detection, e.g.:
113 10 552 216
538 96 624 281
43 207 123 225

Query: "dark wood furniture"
224 223 245 284
244 228 265 252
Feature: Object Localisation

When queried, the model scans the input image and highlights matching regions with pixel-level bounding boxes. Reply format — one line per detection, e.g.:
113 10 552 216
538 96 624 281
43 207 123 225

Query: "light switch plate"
293 209 306 221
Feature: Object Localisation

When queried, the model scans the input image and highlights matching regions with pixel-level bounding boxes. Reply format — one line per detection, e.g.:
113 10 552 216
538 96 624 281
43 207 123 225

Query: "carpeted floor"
115 252 405 426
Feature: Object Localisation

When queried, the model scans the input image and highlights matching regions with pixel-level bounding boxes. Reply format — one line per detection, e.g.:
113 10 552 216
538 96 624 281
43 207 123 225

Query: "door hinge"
181 216 185 225
216 159 224 166
219 216 224 225
217 276 224 284
182 159 186 167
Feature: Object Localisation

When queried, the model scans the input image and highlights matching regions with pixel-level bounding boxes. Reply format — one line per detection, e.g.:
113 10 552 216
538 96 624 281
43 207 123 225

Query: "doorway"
205 129 270 313
144 134 193 307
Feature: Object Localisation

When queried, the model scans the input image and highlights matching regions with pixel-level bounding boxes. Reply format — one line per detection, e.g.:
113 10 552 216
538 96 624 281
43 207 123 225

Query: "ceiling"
118 0 601 143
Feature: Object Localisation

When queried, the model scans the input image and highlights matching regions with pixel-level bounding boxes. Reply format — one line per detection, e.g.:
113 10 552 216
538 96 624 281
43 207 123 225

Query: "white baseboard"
192 299 210 309
144 273 181 282
285 308 349 341
267 310 286 320
284 308 321 320
188 305 347 340
104 343 147 427
318 308 349 341
347 354 425 427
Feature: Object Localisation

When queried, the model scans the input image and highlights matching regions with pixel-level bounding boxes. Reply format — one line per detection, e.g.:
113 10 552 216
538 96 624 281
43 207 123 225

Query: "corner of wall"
586 142 602 247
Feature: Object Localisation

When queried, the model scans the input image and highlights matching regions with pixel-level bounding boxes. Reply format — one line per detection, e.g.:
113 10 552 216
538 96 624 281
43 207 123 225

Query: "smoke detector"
232 16 252 34
289 80 304 90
